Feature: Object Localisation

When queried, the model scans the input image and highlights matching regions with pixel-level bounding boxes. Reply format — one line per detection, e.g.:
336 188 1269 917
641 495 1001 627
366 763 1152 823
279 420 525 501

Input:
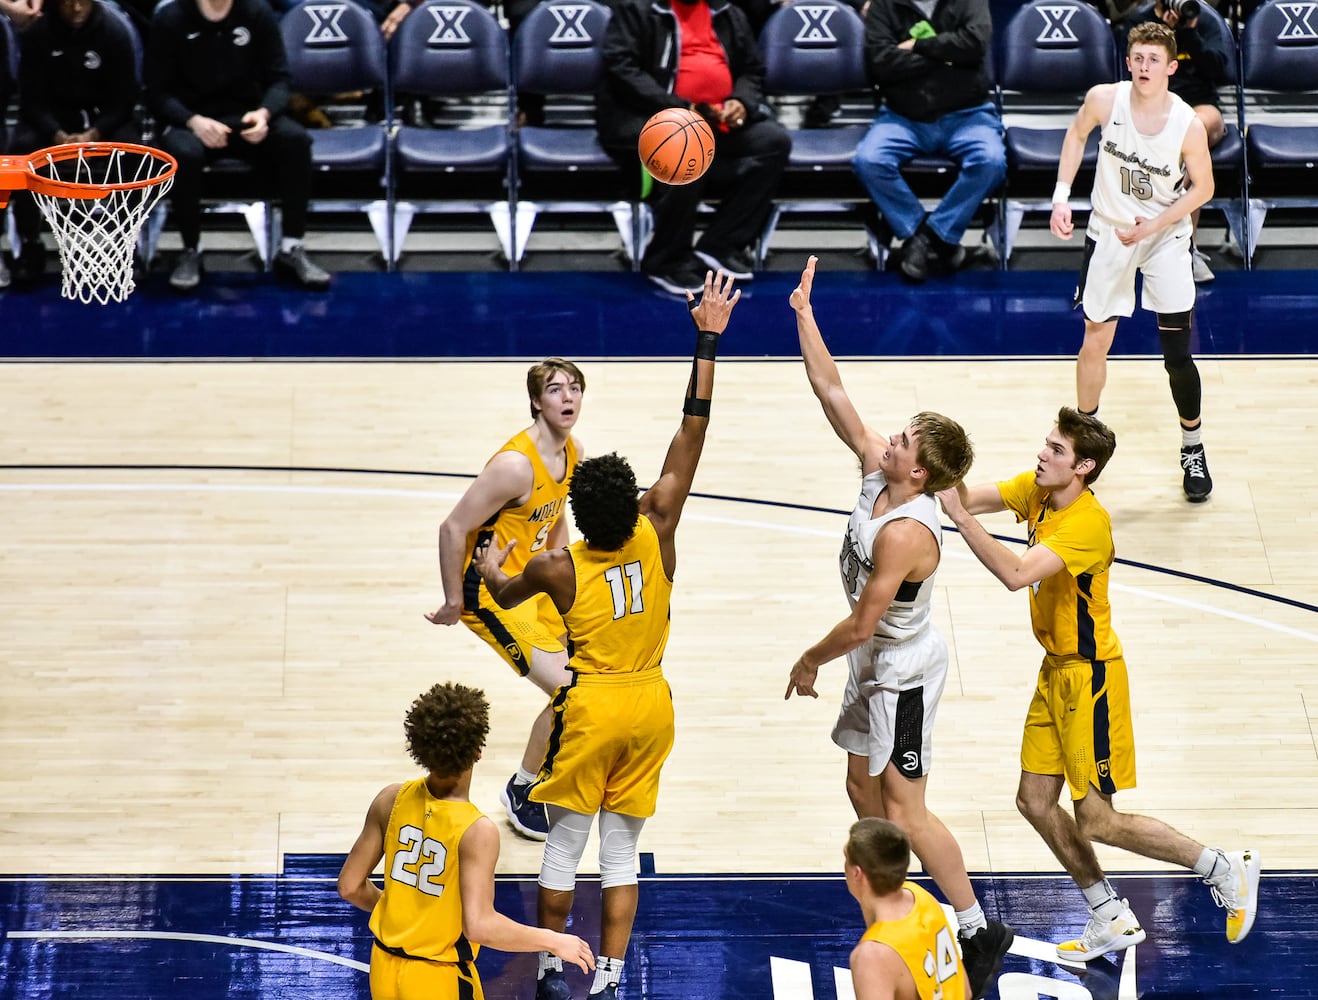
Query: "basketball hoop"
0 142 177 304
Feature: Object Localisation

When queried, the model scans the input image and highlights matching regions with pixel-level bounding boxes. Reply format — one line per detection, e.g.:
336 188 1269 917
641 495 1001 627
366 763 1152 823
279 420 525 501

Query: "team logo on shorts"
1096 758 1111 779
900 750 921 773
505 642 524 663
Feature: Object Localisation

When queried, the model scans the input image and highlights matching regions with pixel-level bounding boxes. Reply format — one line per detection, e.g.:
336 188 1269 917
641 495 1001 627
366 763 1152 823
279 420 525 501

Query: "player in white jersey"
1050 22 1216 503
783 256 1012 1000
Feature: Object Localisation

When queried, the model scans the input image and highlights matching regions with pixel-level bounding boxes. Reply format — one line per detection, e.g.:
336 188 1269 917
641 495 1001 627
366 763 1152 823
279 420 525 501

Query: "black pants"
157 114 313 248
612 116 792 271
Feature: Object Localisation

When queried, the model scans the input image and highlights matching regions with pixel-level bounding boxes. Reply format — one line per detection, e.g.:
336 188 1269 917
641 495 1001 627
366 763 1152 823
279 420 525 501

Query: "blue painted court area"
3 269 1318 359
1 859 1312 999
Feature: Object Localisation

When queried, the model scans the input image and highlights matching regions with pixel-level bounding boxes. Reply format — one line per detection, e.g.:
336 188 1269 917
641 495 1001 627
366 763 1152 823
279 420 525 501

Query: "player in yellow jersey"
846 817 970 1000
936 407 1260 962
425 358 586 842
474 269 741 1000
338 681 594 1000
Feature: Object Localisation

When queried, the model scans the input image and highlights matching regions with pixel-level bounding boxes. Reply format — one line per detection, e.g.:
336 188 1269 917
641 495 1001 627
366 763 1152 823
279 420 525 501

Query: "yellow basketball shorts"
369 945 481 1000
462 589 565 677
531 668 675 818
1020 655 1136 801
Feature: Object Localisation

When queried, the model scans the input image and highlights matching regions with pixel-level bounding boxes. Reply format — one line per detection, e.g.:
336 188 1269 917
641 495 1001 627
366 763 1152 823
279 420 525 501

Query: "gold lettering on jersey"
1102 140 1173 177
528 497 565 523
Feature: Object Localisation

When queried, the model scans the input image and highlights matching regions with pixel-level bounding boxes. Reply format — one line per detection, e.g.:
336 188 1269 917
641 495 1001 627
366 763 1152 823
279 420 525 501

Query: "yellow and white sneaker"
1056 901 1146 962
1206 848 1262 943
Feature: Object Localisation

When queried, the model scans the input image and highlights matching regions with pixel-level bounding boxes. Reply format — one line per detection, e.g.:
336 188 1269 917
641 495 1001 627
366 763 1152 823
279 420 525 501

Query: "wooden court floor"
1 357 1315 880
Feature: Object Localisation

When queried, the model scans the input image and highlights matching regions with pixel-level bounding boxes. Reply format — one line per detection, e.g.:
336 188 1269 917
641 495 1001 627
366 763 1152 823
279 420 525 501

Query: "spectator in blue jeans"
853 0 1005 283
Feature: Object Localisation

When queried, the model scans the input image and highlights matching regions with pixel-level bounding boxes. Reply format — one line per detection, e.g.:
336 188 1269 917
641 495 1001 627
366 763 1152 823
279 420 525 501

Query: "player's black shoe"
500 775 549 841
960 919 1015 1000
1181 444 1213 503
536 968 572 1000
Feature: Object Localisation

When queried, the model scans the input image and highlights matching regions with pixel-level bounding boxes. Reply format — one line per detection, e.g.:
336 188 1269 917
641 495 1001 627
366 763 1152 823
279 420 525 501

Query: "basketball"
638 108 716 186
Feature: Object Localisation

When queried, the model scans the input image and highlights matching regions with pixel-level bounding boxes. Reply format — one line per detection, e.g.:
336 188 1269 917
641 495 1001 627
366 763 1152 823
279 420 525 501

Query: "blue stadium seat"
997 0 1118 261
280 0 391 264
511 0 646 268
387 0 513 266
757 0 872 262
1240 0 1318 264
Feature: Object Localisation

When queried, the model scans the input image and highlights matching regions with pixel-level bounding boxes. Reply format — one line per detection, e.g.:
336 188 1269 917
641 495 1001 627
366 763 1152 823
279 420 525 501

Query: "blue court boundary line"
6 462 1316 617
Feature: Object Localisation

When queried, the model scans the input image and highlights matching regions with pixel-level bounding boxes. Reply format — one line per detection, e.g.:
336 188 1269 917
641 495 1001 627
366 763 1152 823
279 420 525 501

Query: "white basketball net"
30 145 175 305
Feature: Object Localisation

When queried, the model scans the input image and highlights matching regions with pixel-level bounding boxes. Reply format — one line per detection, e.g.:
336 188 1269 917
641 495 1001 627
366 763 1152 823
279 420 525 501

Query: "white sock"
279 237 303 254
537 951 562 979
1082 879 1123 920
514 767 537 786
955 901 987 936
1194 847 1229 879
1181 423 1203 448
590 956 624 995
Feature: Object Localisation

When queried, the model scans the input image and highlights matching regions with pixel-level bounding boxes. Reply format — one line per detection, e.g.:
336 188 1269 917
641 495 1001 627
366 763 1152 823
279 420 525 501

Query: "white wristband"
1052 182 1072 206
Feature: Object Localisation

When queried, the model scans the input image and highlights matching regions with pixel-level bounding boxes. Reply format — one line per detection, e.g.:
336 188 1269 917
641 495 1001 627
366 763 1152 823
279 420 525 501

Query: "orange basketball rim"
0 142 178 304
0 141 177 207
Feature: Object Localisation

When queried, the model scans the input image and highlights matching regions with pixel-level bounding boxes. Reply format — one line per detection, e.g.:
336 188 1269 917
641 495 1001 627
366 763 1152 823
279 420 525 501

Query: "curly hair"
403 682 489 778
526 358 586 420
910 411 974 494
569 452 639 550
845 817 911 896
1057 407 1118 484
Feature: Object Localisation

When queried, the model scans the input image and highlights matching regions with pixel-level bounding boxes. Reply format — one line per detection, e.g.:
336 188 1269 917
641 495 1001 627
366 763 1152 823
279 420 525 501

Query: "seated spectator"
596 0 791 295
144 0 331 291
7 0 139 285
1121 0 1231 282
852 0 1006 283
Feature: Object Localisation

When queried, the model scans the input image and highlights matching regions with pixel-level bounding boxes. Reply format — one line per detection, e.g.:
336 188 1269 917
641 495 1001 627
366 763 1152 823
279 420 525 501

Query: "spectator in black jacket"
145 0 330 291
1121 0 1231 282
7 0 138 284
597 0 792 295
852 0 1006 283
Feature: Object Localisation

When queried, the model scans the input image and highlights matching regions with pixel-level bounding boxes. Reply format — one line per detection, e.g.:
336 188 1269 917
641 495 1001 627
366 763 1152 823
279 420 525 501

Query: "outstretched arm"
458 817 595 973
790 256 875 464
639 270 742 568
936 486 1064 591
475 541 576 615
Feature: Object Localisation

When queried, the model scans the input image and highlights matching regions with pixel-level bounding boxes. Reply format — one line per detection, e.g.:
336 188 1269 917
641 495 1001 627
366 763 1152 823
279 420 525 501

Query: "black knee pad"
1157 313 1201 421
